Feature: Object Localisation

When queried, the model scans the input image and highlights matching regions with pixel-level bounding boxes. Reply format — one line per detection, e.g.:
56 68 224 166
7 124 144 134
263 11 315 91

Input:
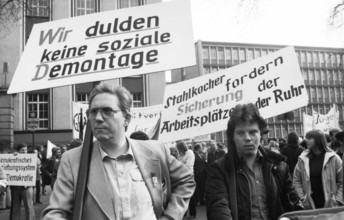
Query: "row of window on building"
202 46 344 68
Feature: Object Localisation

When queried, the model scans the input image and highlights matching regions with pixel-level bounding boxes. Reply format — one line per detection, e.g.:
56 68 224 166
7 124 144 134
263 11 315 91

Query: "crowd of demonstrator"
0 138 83 220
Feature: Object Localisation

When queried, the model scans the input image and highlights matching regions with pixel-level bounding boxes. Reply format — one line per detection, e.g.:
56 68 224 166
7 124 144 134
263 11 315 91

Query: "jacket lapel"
130 139 163 217
87 142 116 220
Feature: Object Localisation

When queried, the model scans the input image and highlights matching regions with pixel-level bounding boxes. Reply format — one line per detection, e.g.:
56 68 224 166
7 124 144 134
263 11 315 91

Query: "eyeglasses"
87 107 122 119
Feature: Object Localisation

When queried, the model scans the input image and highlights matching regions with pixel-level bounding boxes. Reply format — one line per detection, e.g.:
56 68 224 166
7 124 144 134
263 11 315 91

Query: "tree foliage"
329 1 344 29
0 0 27 36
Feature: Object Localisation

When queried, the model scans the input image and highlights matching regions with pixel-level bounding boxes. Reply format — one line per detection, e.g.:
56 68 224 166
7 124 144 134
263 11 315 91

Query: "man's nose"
243 132 251 141
95 110 104 121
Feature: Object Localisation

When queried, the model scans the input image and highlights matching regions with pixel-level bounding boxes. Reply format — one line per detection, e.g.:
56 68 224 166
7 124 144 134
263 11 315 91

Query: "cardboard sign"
159 46 309 142
127 105 162 140
8 0 195 94
0 154 37 186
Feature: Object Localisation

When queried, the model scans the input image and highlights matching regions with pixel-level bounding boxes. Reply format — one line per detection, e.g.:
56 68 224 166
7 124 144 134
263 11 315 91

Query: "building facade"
172 40 344 144
0 0 165 147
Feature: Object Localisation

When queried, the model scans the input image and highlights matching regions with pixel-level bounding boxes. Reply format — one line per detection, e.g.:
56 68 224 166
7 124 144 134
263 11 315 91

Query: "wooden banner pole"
72 120 93 220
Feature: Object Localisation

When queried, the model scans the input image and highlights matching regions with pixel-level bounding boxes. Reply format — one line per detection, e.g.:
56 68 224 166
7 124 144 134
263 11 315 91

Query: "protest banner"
8 0 195 94
159 46 309 142
0 154 37 186
72 102 88 140
303 104 340 135
126 105 162 140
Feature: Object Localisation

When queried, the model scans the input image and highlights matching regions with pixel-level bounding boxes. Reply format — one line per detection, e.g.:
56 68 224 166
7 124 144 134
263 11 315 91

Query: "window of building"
203 47 209 60
331 53 337 66
328 70 334 85
315 70 321 84
335 88 341 102
248 49 254 61
27 93 49 129
309 69 315 84
254 49 261 59
306 106 312 115
333 70 339 84
313 52 319 65
211 67 218 73
317 87 323 103
319 52 325 66
337 54 342 67
324 88 329 102
301 51 307 66
307 51 313 65
232 48 239 64
210 47 217 61
119 0 145 8
275 126 281 138
203 67 210 74
75 0 97 16
296 125 301 137
225 48 231 62
325 53 331 66
294 108 300 121
302 69 308 81
27 0 49 17
296 51 301 64
132 93 143 108
261 49 268 56
329 87 335 102
321 70 327 85
218 47 225 61
311 87 316 102
318 105 324 114
239 48 246 63
76 93 89 104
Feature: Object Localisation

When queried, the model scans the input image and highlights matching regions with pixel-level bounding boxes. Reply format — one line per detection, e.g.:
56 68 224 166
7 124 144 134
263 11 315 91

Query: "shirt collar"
239 148 264 163
98 138 134 160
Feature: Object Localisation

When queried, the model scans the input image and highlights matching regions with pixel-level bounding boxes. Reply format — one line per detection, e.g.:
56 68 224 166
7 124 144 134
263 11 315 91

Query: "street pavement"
0 187 207 220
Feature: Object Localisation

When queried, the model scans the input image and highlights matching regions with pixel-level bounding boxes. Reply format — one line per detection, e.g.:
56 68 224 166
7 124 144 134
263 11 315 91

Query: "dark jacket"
205 146 303 220
280 144 304 174
194 151 207 176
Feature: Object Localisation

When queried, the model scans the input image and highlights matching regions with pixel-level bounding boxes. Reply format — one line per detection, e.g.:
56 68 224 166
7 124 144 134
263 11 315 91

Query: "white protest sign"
0 154 37 186
46 140 57 159
8 0 195 94
72 102 88 140
127 105 162 140
303 113 313 136
313 104 340 134
159 46 309 142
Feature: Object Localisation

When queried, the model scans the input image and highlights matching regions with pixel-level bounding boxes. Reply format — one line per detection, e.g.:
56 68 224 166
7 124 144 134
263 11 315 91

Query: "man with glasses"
42 83 195 220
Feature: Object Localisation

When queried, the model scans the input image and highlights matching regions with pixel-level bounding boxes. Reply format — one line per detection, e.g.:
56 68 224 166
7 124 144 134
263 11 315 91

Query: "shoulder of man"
259 146 287 164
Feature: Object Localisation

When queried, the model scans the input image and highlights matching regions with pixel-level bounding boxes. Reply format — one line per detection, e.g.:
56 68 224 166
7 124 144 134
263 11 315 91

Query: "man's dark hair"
287 132 299 146
194 143 202 151
329 128 341 138
130 131 150 140
176 141 188 154
226 103 267 142
16 143 28 152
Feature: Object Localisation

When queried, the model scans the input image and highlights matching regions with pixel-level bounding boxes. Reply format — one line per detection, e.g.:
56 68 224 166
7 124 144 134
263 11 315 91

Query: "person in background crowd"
42 83 195 220
325 133 332 144
176 141 196 219
41 147 61 190
41 144 48 195
129 130 150 140
34 145 43 204
328 128 342 157
293 129 343 209
269 140 280 153
10 143 35 220
0 141 11 210
0 165 8 204
217 143 227 154
68 138 83 150
169 146 179 159
280 131 305 176
206 103 303 220
207 141 225 165
193 143 207 206
59 143 68 155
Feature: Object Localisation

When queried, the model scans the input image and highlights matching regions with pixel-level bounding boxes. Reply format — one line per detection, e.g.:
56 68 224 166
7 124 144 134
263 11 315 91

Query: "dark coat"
205 146 303 220
280 144 304 174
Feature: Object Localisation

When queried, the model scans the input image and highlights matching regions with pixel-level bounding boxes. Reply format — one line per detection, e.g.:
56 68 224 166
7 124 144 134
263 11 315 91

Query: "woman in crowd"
293 129 343 209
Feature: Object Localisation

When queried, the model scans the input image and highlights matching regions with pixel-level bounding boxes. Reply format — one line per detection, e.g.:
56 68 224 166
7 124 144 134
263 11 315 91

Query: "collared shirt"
99 142 156 220
240 151 270 220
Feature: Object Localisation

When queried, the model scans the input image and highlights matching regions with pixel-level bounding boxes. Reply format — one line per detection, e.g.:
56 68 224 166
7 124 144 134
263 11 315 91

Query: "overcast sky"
189 0 344 48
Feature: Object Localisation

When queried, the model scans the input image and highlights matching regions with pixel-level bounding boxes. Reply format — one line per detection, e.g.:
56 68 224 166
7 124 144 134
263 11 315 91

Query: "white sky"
189 0 344 48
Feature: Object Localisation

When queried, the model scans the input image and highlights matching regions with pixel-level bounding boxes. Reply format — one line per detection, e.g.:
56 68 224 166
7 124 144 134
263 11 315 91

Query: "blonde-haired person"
293 129 343 209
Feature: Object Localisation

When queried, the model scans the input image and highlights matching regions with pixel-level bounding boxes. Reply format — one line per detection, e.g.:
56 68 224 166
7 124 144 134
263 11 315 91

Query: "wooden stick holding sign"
72 119 93 220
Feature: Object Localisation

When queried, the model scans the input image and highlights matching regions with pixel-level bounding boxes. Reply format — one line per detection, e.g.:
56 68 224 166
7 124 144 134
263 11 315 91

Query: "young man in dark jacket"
205 103 303 220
